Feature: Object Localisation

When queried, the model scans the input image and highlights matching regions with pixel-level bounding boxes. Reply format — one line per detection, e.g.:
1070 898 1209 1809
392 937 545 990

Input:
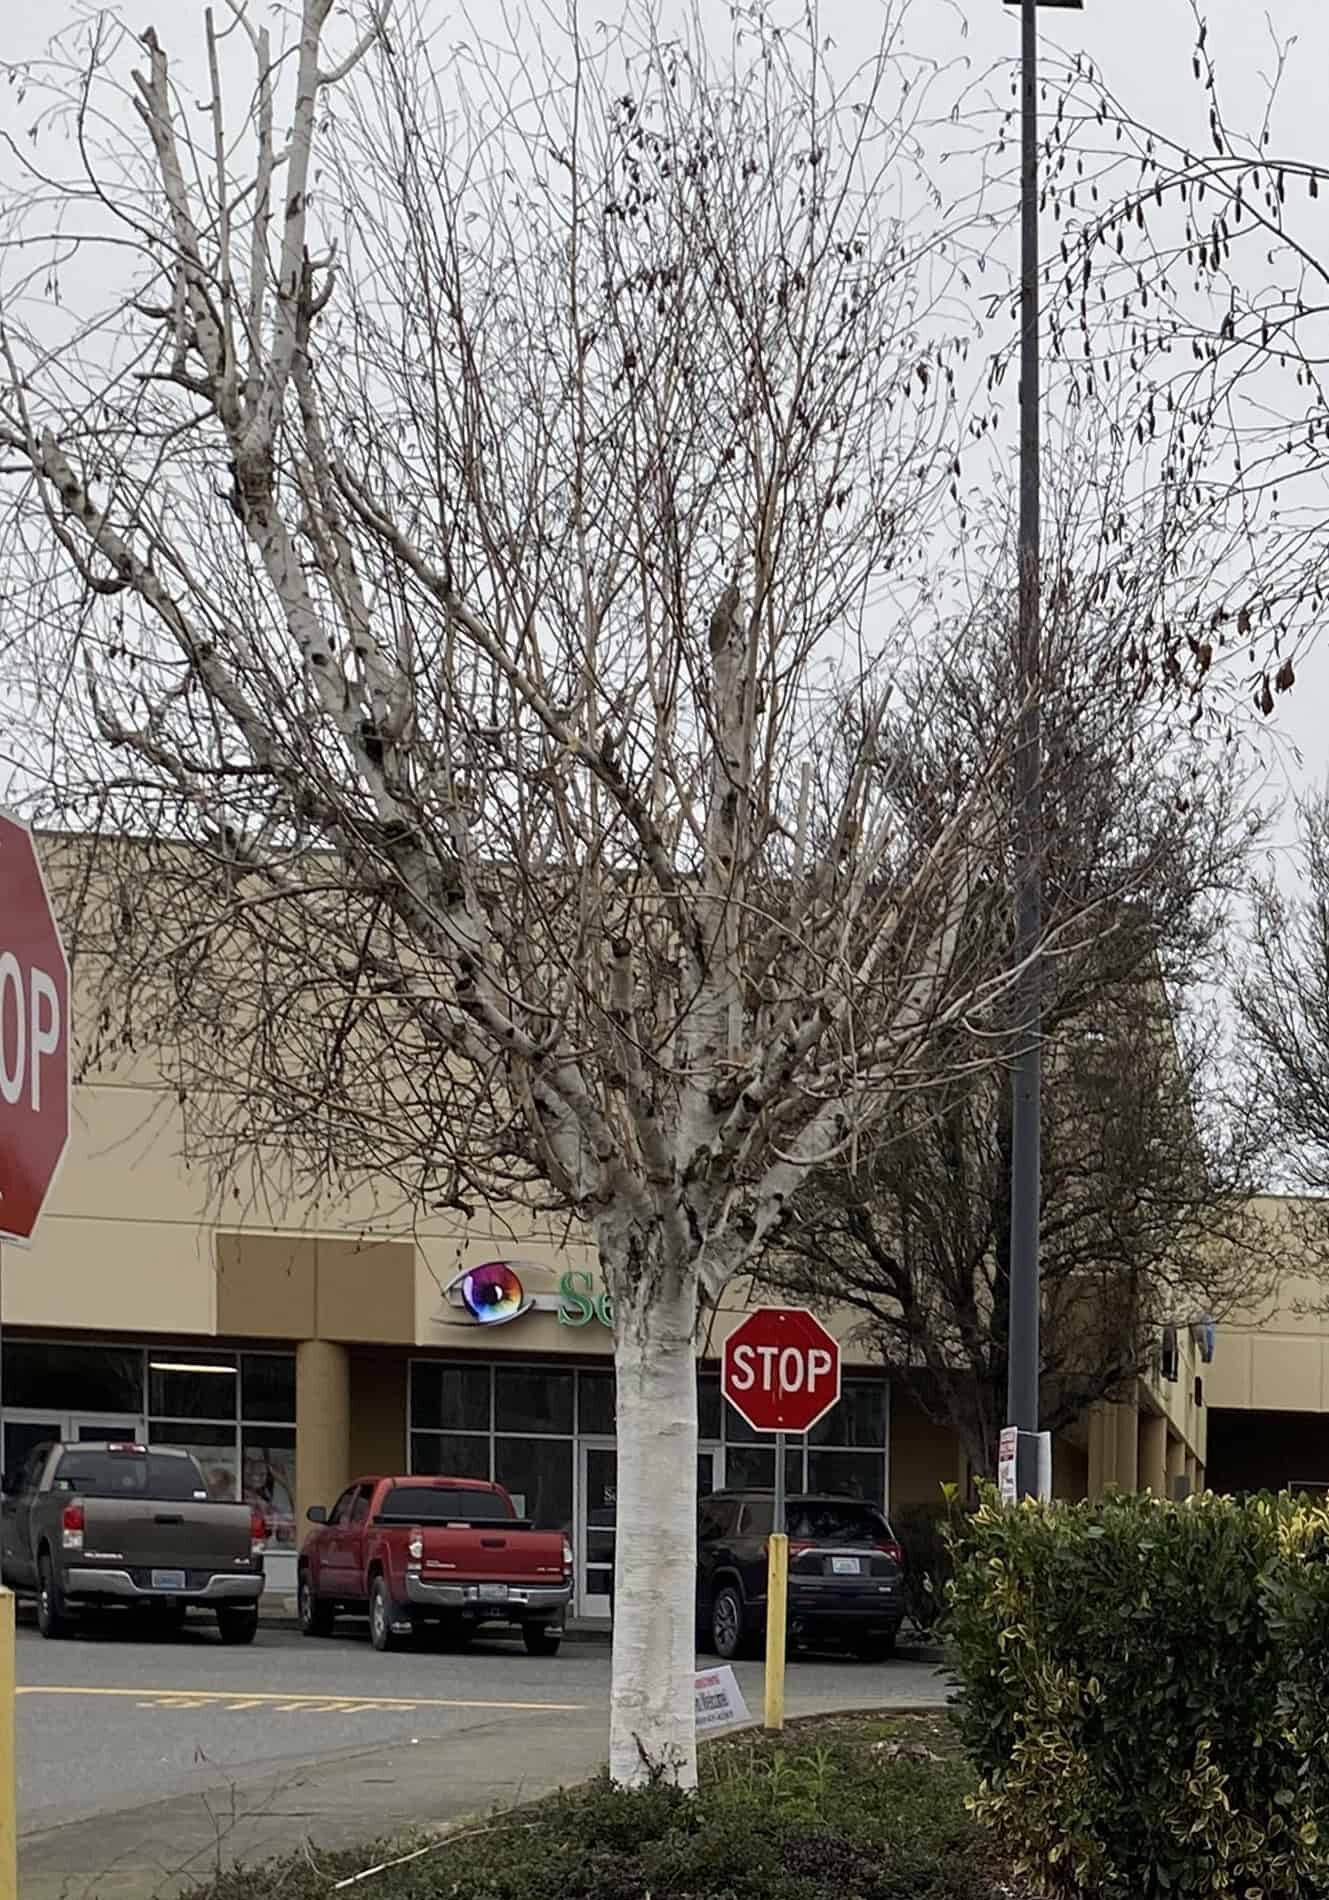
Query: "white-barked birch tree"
0 0 1200 1783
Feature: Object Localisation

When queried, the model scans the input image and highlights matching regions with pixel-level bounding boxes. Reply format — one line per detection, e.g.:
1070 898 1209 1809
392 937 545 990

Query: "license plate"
151 1569 187 1592
830 1556 861 1577
478 1583 509 1602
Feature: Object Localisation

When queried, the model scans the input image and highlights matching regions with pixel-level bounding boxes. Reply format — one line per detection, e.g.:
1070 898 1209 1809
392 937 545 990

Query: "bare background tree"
1240 791 1329 1202
762 464 1278 1481
1007 11 1329 720
0 0 1276 1782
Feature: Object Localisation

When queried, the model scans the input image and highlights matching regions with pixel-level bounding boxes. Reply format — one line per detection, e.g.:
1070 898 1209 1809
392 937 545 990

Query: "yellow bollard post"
0 1586 16 1899
763 1532 789 1733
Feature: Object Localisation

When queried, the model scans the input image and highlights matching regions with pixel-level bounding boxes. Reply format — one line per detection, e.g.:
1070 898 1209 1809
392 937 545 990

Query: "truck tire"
711 1584 757 1661
522 1622 562 1657
36 1553 71 1639
369 1575 410 1652
216 1604 259 1646
298 1570 335 1637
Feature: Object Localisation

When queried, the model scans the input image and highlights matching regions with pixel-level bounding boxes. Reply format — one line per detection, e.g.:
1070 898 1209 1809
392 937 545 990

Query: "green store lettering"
557 1269 612 1328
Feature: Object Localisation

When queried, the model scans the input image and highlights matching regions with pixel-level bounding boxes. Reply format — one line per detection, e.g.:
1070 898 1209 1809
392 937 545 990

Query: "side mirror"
306 1504 327 1524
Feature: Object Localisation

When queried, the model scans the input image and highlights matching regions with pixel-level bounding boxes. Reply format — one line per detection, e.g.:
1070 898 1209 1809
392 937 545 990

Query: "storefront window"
806 1448 885 1504
808 1380 886 1448
241 1355 297 1424
2 1341 297 1555
724 1398 763 1444
2 1341 143 1414
149 1357 238 1420
495 1436 573 1532
151 1419 239 1500
494 1366 574 1436
577 1371 615 1436
698 1375 722 1441
409 1432 492 1480
411 1362 491 1433
243 1427 296 1547
721 1445 804 1495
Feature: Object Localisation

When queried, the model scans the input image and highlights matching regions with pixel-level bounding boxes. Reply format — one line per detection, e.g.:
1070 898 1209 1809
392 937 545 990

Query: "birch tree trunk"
608 1247 700 1788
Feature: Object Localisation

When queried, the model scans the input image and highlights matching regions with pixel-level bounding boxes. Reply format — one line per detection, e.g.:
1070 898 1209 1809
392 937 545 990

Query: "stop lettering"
0 814 71 1244
721 1307 841 1434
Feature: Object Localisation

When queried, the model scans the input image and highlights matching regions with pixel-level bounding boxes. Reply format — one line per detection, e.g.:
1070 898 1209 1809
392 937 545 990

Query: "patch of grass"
180 1715 1002 1900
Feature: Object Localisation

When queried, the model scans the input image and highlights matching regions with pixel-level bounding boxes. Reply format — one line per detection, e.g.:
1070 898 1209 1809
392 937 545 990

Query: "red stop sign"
721 1307 841 1435
0 814 70 1244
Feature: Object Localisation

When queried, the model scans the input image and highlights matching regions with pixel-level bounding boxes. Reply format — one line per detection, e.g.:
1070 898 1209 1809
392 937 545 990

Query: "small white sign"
694 1665 751 1735
998 1426 1019 1503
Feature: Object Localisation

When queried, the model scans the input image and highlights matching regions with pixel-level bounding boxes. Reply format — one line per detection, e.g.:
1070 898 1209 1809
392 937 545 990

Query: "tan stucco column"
1166 1431 1187 1500
1087 1404 1115 1498
296 1339 351 1532
1139 1412 1168 1497
1113 1399 1140 1493
1185 1452 1199 1497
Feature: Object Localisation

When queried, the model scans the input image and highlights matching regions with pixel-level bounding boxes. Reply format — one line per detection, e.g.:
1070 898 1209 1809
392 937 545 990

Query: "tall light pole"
1003 0 1082 1499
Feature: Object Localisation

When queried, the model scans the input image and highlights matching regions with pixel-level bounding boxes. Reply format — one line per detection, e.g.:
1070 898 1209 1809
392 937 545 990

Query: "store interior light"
150 1361 238 1374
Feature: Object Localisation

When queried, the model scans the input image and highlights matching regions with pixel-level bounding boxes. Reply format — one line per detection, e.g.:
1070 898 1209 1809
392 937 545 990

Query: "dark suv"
697 1491 905 1661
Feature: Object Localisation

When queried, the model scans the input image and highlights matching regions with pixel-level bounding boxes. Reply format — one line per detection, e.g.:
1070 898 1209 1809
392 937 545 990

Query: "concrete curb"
255 1605 948 1666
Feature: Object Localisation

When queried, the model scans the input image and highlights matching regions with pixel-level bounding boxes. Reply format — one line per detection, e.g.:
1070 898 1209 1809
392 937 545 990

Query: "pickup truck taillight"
61 1503 84 1552
250 1507 268 1555
561 1536 574 1578
408 1531 424 1564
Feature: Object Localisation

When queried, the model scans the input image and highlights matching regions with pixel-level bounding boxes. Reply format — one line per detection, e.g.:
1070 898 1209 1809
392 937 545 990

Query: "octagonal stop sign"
721 1306 841 1435
0 814 70 1244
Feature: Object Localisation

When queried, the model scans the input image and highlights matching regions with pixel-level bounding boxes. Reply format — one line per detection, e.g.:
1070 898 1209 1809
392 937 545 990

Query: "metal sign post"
764 1431 789 1733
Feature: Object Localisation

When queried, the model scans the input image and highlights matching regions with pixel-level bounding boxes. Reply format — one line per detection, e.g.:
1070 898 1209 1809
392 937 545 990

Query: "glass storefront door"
2 1409 147 1489
579 1439 616 1617
1 1415 61 1491
577 1441 720 1619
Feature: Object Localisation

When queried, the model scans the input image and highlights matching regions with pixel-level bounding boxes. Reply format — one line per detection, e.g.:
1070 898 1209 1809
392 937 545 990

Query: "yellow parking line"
17 1685 585 1712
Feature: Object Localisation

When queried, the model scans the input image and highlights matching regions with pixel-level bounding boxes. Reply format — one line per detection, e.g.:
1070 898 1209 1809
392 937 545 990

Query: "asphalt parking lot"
17 1615 949 1898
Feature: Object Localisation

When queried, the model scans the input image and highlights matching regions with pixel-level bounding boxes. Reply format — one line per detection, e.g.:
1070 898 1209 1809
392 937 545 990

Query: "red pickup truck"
298 1475 573 1654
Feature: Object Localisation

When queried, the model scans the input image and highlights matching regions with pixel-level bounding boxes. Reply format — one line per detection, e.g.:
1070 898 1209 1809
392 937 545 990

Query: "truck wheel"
216 1604 259 1646
711 1585 755 1661
369 1575 410 1652
298 1571 335 1637
522 1622 562 1657
36 1554 70 1639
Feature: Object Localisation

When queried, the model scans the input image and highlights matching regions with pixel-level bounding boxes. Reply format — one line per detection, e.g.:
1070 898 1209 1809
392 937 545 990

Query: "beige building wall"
889 1394 963 1509
1207 1198 1329 1415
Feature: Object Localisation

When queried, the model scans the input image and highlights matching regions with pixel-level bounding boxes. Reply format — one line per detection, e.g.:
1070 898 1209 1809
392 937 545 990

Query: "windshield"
786 1500 891 1545
51 1450 207 1500
379 1484 511 1522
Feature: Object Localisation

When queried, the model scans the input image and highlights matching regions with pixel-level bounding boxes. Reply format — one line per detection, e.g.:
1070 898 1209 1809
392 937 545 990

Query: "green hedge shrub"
948 1491 1328 1900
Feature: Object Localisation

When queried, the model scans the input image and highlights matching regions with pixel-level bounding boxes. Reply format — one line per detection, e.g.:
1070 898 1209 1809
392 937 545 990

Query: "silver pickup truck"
1 1441 264 1642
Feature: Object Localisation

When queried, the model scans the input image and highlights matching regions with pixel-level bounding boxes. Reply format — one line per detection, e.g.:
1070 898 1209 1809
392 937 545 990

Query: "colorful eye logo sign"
447 1261 532 1325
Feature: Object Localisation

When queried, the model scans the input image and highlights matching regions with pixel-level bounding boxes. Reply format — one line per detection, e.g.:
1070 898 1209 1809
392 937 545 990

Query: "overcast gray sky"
3 0 1327 829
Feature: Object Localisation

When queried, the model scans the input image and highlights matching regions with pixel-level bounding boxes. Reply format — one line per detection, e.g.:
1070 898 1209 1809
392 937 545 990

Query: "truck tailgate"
416 1526 567 1585
83 1498 253 1571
